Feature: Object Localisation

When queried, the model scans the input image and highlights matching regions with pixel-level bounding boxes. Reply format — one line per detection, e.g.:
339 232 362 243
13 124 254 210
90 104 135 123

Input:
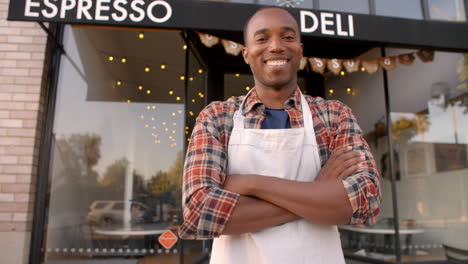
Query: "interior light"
185 126 189 130
340 71 345 76
162 122 166 125
329 89 334 95
172 112 176 116
172 130 176 134
145 66 150 72
183 44 187 50
191 99 196 103
178 110 182 114
189 111 194 116
187 138 191 142
235 73 240 77
140 115 144 119
108 56 114 61
151 117 155 121
161 64 166 70
139 32 144 39
138 85 143 90
245 86 251 91
185 131 189 135
152 106 156 109
169 90 174 95
146 106 150 110
198 69 203 74
189 77 194 81
146 90 151 94
176 96 181 101
117 80 122 86
173 122 177 126
180 75 185 81
145 124 149 128
121 57 127 63
152 126 156 130
165 128 169 131
126 99 131 103
361 67 366 72
346 87 352 94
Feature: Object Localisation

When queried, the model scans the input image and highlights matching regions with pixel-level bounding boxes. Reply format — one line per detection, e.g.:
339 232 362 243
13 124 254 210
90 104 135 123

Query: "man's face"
242 8 303 90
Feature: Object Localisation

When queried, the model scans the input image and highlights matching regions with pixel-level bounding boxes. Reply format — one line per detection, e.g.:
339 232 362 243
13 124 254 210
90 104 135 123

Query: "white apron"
210 90 345 264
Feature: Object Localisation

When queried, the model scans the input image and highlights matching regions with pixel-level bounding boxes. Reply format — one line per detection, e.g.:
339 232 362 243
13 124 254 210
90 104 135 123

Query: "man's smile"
264 59 289 66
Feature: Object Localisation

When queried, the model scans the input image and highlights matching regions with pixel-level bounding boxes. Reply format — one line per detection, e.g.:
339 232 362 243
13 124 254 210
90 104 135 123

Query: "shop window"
384 48 468 262
43 25 204 263
428 0 467 22
375 0 424 20
319 0 370 14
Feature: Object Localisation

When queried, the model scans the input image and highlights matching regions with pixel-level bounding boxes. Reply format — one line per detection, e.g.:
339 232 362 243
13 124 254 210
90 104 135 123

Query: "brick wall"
0 0 48 263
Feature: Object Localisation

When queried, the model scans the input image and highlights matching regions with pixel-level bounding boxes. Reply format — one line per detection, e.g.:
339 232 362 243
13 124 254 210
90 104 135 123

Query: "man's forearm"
223 195 299 235
244 176 353 225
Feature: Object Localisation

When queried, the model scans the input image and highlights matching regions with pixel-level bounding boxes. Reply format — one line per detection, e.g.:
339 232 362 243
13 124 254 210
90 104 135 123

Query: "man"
179 7 381 264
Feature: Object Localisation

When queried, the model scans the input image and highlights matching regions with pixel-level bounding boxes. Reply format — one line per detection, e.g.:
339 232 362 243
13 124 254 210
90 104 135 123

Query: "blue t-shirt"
261 108 292 129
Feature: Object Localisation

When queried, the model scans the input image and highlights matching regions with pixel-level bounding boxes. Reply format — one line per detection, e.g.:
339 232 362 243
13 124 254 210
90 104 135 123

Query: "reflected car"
86 200 155 227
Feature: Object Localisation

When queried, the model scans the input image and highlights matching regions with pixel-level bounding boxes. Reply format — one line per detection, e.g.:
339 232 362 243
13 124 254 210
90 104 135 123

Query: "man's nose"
268 37 285 52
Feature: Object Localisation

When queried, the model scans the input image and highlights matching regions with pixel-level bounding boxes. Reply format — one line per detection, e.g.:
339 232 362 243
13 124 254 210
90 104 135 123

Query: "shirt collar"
242 87 303 115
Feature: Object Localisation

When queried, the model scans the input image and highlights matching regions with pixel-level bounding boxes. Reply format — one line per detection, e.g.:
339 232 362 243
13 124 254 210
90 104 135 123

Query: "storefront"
3 0 468 263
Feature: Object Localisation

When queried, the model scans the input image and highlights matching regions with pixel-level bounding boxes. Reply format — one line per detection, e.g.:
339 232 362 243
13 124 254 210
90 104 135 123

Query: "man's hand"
316 146 365 181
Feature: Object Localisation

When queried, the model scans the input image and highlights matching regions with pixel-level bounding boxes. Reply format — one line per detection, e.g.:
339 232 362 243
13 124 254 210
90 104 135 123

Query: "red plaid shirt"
179 88 381 240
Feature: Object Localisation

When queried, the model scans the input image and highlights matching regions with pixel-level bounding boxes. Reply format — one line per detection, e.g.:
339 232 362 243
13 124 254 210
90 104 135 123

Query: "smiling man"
179 7 381 264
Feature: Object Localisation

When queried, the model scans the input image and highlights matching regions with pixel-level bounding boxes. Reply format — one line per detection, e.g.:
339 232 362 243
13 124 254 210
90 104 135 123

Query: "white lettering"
130 0 145 22
320 12 335 35
42 0 58 18
147 0 172 23
95 0 110 21
77 0 92 20
300 10 318 33
348 15 355 37
60 0 76 19
384 58 391 65
314 58 323 67
336 14 348 36
112 0 128 22
332 59 339 68
25 0 40 17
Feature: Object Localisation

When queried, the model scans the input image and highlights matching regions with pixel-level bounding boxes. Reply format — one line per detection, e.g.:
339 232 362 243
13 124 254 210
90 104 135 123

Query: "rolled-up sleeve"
331 103 381 226
178 103 240 240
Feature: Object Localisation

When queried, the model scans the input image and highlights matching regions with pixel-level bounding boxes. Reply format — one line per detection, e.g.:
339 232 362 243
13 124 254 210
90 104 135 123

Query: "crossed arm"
178 102 381 240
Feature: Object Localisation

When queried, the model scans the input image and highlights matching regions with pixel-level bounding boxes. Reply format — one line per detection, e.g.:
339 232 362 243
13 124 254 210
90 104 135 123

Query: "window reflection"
45 26 192 262
428 0 467 22
375 0 424 20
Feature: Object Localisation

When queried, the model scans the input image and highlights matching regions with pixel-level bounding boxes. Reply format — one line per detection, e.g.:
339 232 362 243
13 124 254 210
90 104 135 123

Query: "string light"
185 126 189 130
191 99 196 103
189 111 194 116
361 67 366 72
151 117 155 121
138 85 143 91
189 77 194 81
146 90 151 94
235 73 240 77
127 99 131 103
187 138 191 142
139 32 144 39
329 89 334 95
117 80 122 86
180 75 185 81
245 86 251 91
172 112 176 116
145 66 150 72
161 64 166 70
183 44 187 50
178 110 182 114
121 57 127 63
340 71 345 76
198 92 205 98
346 87 352 94
169 90 174 95
198 69 203 74
108 56 114 61
145 124 149 128
176 96 181 101
152 106 156 109
146 106 151 110
186 131 189 135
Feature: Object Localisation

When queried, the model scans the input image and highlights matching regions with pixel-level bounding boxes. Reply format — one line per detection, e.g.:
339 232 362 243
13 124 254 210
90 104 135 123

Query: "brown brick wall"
0 0 47 247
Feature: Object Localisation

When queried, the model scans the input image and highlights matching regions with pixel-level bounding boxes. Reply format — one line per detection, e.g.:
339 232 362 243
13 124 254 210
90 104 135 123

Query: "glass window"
319 0 370 14
428 0 467 22
385 48 468 262
375 0 424 20
43 25 194 262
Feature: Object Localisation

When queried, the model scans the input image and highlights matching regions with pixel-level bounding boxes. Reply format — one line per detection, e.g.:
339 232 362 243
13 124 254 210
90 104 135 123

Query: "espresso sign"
19 0 172 24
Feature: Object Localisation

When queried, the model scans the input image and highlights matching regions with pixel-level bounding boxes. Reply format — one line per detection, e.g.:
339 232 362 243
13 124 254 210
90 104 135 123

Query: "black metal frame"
29 23 65 264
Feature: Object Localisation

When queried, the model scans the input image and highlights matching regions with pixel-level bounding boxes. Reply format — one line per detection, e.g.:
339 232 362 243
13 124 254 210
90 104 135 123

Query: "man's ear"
242 47 249 64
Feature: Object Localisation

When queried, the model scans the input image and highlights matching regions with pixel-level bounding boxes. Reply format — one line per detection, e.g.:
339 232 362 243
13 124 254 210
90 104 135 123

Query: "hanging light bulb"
145 66 150 72
183 44 187 50
361 67 366 72
340 71 345 76
245 86 251 91
165 127 169 132
126 99 131 103
121 57 127 63
138 85 143 91
178 110 182 114
329 89 334 95
172 130 176 134
180 75 185 81
185 131 189 135
146 106 150 110
108 56 114 61
146 90 151 94
198 69 203 74
346 87 352 94
235 73 240 77
139 32 144 39
117 80 122 86
189 77 194 81
176 96 181 101
152 106 156 109
160 64 166 70
191 99 196 103
172 112 176 116
151 117 155 121
185 126 189 130
189 111 194 116
169 90 174 95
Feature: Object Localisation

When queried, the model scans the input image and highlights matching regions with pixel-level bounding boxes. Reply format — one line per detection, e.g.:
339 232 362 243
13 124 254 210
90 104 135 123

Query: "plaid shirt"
179 88 381 240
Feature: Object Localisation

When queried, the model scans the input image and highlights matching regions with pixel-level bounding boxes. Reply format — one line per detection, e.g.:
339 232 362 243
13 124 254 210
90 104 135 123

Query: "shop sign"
300 11 354 37
19 0 172 24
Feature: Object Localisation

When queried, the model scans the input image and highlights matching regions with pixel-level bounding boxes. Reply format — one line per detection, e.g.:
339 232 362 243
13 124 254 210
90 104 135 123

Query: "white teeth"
266 60 287 66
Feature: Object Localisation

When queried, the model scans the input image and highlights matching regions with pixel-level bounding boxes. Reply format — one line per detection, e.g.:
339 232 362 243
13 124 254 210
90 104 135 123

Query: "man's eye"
284 35 295 40
256 37 267 42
